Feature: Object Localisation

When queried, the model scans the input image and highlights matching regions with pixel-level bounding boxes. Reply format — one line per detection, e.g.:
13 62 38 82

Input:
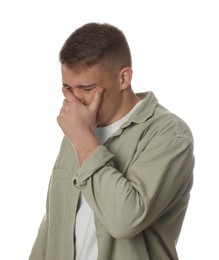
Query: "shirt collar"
105 91 158 140
120 91 158 129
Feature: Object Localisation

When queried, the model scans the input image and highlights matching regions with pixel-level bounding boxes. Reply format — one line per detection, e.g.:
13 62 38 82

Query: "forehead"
62 64 103 81
61 63 117 88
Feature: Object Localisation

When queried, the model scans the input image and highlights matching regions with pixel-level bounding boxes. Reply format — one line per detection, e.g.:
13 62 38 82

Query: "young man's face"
61 63 124 127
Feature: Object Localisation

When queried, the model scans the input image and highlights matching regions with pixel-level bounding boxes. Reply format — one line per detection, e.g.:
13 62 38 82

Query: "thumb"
89 88 104 113
62 87 75 102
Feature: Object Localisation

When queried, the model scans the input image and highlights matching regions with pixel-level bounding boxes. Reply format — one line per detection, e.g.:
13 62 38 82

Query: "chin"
96 111 107 127
96 120 102 127
96 119 105 127
96 113 102 126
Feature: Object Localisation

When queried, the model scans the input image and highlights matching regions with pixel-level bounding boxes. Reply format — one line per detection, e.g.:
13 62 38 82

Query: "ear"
119 67 133 90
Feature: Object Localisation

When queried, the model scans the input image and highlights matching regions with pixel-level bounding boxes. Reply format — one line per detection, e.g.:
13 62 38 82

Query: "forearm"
74 147 150 238
73 138 194 239
69 130 100 167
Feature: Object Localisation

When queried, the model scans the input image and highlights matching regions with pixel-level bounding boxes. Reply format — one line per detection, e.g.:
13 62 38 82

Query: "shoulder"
147 103 194 149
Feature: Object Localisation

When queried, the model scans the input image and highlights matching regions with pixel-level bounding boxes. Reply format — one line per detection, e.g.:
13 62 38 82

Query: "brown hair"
59 22 132 71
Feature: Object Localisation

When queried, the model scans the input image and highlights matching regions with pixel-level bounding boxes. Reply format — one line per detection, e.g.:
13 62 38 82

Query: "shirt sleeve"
73 135 194 239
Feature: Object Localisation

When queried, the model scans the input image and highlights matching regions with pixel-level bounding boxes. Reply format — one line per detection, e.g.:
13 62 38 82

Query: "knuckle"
57 115 61 124
63 99 68 105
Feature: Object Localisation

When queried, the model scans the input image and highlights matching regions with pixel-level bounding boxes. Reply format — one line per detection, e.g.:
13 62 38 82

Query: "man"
29 22 194 260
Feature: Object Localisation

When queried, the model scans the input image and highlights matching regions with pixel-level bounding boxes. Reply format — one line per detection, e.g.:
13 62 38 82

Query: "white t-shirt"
75 100 143 260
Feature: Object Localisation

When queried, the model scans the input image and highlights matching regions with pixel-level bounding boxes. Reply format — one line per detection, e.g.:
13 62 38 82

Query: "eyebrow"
62 83 70 88
62 82 97 89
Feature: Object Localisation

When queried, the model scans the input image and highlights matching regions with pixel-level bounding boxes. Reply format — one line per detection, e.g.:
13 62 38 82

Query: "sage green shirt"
29 91 194 260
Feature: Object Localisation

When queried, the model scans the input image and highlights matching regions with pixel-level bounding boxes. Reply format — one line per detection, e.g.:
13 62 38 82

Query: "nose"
70 87 96 106
72 88 87 105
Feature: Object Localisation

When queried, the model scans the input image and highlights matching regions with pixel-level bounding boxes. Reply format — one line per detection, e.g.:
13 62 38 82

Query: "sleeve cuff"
73 145 114 188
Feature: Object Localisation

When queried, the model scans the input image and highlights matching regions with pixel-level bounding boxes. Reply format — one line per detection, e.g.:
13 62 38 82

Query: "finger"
89 88 104 113
62 87 77 102
63 99 68 106
60 105 65 113
56 113 62 126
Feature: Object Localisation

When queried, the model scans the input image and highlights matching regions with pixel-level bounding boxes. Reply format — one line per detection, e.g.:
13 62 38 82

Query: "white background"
0 0 218 259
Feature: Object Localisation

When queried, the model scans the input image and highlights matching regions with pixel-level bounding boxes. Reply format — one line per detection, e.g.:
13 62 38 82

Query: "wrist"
71 132 99 166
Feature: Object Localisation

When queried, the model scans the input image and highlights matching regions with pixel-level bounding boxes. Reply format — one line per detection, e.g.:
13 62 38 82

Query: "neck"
124 89 140 110
97 88 140 127
113 88 140 122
